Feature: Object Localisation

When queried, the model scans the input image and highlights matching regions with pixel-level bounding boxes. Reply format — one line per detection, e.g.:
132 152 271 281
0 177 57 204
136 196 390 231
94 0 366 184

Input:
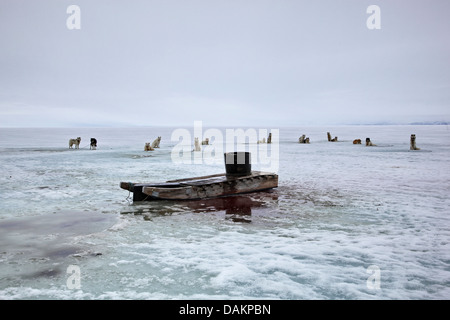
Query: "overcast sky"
1 0 449 127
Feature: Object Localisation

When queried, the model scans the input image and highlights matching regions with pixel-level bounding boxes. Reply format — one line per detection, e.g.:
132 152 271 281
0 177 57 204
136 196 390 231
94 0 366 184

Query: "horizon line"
0 121 449 129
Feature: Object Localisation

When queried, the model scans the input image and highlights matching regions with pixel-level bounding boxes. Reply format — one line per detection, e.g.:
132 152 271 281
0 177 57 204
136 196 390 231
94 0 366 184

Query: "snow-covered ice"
0 125 449 299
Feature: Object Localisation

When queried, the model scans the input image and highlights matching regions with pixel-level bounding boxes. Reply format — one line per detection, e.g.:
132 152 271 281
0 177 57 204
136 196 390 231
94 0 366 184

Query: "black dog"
90 138 97 150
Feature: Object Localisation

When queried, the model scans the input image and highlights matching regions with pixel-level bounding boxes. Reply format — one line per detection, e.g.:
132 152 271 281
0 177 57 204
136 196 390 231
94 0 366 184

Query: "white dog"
193 137 201 151
69 137 81 149
257 137 266 144
151 136 161 148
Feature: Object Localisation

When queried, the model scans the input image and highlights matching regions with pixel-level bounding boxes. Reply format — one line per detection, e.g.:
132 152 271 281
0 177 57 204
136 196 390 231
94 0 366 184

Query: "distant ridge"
347 121 449 126
409 121 449 125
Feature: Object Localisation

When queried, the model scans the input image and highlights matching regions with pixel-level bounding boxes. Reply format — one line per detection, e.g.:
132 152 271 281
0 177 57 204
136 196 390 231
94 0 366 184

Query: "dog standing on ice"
410 134 420 150
267 133 272 144
69 137 81 149
151 136 161 148
90 138 97 150
193 137 201 151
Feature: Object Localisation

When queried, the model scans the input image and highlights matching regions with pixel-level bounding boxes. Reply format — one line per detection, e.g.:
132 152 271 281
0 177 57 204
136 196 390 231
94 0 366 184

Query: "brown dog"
144 143 154 151
69 137 81 149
